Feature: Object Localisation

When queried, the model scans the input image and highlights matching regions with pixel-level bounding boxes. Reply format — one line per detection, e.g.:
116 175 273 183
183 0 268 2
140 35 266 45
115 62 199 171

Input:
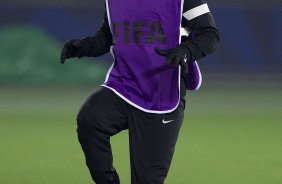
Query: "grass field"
0 85 281 184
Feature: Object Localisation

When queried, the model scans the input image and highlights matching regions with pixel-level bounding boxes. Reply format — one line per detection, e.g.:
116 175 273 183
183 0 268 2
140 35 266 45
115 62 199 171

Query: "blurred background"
0 0 281 184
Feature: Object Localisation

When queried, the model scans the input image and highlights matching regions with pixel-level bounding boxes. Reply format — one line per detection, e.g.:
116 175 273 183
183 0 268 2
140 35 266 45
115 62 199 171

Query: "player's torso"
103 0 184 113
108 0 182 45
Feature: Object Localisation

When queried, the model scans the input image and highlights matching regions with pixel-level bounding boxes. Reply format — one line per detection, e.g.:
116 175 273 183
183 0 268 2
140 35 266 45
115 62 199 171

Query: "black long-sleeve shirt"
84 0 219 63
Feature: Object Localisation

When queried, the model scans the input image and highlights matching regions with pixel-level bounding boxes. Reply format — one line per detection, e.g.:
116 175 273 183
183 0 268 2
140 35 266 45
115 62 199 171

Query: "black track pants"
77 87 185 184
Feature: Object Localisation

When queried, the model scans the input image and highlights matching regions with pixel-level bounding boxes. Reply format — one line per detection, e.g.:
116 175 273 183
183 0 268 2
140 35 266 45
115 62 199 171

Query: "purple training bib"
102 0 201 113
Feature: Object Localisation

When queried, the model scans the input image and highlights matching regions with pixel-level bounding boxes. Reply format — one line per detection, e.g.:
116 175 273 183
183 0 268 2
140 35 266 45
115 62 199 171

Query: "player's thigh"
129 105 185 174
77 87 128 136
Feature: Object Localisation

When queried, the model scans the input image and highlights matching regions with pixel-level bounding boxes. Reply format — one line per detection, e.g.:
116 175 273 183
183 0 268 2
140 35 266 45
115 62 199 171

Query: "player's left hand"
155 45 190 74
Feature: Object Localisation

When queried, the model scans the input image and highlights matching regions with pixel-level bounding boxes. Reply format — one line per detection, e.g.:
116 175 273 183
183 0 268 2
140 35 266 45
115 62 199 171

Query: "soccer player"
60 0 219 183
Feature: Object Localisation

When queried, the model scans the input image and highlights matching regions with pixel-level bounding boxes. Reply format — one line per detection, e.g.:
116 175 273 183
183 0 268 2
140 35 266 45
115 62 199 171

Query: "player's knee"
77 105 95 130
76 103 104 132
76 106 87 127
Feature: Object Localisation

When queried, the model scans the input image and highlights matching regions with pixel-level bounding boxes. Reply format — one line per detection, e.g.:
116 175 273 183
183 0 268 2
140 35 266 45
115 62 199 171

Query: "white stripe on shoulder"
183 3 210 21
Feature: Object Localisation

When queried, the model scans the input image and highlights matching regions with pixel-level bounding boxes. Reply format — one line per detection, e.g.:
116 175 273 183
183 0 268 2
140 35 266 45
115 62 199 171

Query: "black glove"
60 39 90 64
154 45 190 74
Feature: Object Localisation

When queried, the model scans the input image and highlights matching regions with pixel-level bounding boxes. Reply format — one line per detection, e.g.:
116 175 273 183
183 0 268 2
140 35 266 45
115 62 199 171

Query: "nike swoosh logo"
162 119 174 124
184 54 187 63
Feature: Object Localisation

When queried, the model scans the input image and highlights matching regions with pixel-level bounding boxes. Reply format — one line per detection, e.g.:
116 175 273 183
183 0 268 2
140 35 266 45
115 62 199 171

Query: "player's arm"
180 0 220 62
60 11 113 64
155 0 219 73
83 12 113 57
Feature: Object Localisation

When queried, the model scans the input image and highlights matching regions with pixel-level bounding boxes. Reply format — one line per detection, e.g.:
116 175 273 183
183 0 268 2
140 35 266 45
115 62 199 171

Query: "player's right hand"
60 39 90 64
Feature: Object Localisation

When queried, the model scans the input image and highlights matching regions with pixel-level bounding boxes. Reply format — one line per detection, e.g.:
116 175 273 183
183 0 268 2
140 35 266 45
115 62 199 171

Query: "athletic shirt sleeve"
83 9 113 57
180 0 220 62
